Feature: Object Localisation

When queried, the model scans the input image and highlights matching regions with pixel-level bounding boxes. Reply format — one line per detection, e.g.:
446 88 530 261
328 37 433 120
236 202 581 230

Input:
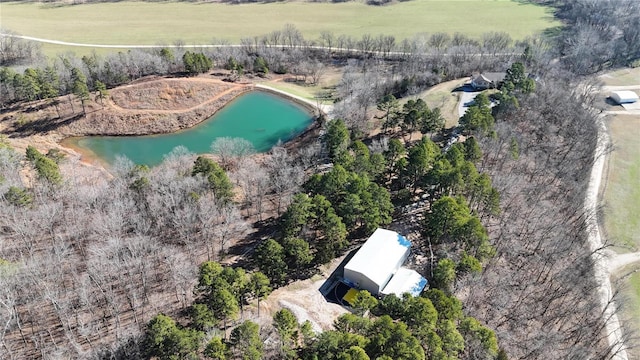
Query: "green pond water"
71 91 314 166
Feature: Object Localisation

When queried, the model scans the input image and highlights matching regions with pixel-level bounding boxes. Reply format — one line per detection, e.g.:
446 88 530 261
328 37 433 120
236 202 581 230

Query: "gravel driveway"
457 86 481 117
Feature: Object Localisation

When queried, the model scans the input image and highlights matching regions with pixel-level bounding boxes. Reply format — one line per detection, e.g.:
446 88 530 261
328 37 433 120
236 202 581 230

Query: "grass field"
614 266 640 359
423 89 460 128
602 115 640 252
409 78 467 128
2 0 558 56
258 67 343 105
599 67 640 86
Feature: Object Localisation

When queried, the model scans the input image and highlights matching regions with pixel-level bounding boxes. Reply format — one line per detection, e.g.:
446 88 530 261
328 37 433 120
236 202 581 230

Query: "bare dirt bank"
0 75 326 169
0 77 252 141
67 78 251 136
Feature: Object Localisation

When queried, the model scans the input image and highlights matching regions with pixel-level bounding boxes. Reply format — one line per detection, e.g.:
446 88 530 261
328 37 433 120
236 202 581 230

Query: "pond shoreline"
254 84 332 115
61 88 323 167
1 75 327 171
60 80 253 137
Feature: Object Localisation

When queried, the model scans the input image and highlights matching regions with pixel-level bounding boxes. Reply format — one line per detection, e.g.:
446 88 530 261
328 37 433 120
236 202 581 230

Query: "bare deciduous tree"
266 147 304 216
458 74 615 358
235 158 270 221
210 137 255 171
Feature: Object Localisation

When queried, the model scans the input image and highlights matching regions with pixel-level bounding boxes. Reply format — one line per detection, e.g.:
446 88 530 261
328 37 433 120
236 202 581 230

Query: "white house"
610 90 639 104
343 228 427 297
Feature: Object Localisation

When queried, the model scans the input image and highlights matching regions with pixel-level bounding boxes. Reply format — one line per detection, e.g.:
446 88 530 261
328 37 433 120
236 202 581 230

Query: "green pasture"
2 0 558 57
602 115 640 252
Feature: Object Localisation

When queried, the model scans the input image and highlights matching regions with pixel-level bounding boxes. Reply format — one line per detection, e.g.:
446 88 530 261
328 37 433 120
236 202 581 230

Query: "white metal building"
343 228 427 297
610 90 639 104
381 267 429 298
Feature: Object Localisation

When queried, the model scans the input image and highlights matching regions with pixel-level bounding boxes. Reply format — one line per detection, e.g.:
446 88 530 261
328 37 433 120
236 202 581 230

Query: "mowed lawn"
258 66 343 105
599 67 640 86
3 0 557 52
408 78 467 128
602 115 640 252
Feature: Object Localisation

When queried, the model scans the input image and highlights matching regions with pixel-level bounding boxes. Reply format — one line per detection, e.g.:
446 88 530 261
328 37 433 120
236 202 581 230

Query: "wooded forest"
1 0 640 359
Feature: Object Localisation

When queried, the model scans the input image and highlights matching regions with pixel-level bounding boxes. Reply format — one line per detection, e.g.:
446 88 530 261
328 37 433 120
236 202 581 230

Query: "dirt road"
457 88 480 118
586 113 629 360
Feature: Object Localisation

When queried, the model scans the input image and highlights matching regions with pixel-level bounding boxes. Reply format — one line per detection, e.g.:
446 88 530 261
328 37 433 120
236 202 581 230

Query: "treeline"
458 65 624 357
139 260 501 360
557 0 640 73
0 30 43 66
528 0 640 74
1 24 527 108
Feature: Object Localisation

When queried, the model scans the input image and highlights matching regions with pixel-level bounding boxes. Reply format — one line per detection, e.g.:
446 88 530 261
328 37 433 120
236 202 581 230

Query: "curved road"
599 84 640 359
586 115 629 360
0 33 519 57
456 85 636 359
0 33 240 49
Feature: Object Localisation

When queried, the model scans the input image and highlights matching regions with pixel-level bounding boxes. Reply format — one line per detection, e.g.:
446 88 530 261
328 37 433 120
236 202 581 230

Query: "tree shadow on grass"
4 113 84 138
226 217 280 269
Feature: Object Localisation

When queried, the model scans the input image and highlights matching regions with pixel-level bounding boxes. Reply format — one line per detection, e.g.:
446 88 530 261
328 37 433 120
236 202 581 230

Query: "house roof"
472 72 506 83
472 74 492 83
381 267 428 297
344 228 411 288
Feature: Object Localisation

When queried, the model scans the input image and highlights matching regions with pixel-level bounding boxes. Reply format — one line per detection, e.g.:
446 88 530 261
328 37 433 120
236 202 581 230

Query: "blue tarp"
396 233 411 248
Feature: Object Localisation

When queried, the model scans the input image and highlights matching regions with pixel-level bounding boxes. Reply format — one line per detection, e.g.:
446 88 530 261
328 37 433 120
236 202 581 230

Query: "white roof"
381 267 428 297
611 90 639 103
344 228 411 288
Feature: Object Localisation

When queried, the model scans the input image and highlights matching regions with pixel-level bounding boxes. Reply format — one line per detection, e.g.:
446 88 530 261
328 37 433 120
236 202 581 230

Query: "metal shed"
343 228 411 296
381 267 428 298
610 90 639 104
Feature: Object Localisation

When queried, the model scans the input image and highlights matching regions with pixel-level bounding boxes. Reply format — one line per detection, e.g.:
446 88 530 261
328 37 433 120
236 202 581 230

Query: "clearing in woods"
2 0 558 56
602 115 640 252
409 78 468 129
257 67 343 105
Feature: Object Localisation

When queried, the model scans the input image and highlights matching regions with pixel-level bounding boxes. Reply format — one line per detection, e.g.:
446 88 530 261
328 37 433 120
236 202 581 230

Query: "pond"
67 91 315 166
